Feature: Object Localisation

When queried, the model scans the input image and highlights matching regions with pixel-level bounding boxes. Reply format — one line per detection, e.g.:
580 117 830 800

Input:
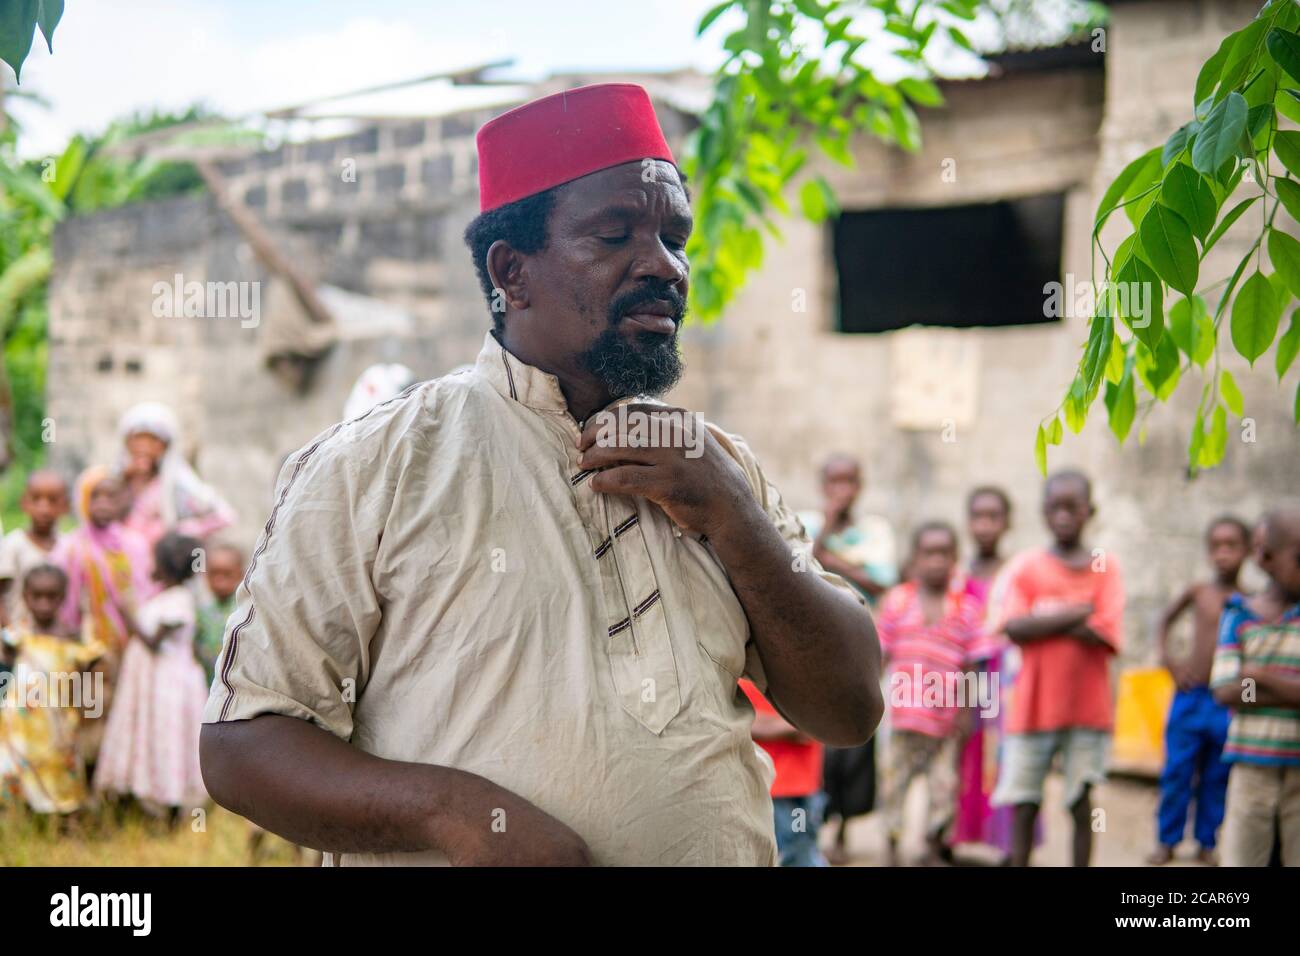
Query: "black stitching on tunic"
633 589 661 618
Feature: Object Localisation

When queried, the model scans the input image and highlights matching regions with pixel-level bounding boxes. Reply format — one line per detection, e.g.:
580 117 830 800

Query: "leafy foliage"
1042 0 1300 475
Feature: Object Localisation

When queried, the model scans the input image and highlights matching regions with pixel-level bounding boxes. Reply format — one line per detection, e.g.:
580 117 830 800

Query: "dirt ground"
830 772 1217 867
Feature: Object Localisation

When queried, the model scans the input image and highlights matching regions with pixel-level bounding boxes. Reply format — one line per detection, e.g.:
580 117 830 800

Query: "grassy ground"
0 802 310 866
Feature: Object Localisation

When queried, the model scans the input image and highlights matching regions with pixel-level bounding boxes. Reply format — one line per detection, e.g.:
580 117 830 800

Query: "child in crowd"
54 466 155 767
0 471 69 630
1211 508 1300 866
196 543 244 684
740 680 826 866
1149 515 1251 865
988 469 1124 867
951 486 1023 861
93 532 209 820
800 454 897 864
876 521 986 865
0 565 105 816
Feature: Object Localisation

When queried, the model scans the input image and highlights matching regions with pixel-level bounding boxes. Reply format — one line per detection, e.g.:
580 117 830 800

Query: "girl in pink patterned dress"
93 532 208 818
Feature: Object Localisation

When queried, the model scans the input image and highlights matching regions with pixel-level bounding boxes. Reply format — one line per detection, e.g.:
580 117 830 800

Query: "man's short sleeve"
203 433 384 741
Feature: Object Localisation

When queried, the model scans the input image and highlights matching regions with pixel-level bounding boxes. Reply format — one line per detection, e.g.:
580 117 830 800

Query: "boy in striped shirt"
877 521 987 865
1211 508 1300 866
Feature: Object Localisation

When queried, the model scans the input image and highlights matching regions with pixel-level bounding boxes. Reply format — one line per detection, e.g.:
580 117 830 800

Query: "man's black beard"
580 284 685 398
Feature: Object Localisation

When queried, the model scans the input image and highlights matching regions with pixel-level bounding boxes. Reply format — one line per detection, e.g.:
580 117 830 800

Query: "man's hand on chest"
576 403 758 540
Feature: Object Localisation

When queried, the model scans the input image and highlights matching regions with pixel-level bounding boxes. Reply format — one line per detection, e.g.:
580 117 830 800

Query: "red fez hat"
476 83 675 213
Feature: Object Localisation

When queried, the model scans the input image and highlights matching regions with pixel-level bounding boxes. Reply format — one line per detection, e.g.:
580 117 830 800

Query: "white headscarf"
118 402 229 531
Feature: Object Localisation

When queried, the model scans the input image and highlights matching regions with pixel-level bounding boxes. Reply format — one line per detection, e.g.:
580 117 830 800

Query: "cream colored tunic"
204 332 860 865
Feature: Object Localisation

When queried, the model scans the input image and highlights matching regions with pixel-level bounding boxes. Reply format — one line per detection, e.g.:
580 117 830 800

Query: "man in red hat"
200 84 882 866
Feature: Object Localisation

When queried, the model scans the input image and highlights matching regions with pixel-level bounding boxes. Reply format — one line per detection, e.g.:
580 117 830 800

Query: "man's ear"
486 240 530 311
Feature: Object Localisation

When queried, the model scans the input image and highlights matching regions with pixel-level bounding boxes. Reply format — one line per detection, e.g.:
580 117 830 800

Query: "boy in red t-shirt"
741 680 826 866
988 469 1124 866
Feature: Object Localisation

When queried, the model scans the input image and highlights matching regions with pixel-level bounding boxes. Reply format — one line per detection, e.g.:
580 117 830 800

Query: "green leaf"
1269 228 1300 298
1169 294 1196 356
1162 123 1197 166
1160 163 1216 241
1115 254 1165 351
35 0 62 52
897 77 943 108
1267 28 1300 83
1105 331 1126 384
1220 368 1244 415
1275 130 1300 176
1046 415 1063 445
1034 424 1047 475
1276 308 1300 379
1195 32 1234 104
1104 373 1137 442
1192 92 1247 175
1064 379 1088 434
1270 269 1293 315
947 25 973 52
1276 178 1300 222
1231 270 1280 365
1081 313 1113 400
0 0 39 82
1136 335 1181 401
1188 410 1206 471
696 2 734 35
1279 88 1300 124
1095 147 1161 230
1217 19 1270 97
798 176 837 222
1169 294 1215 368
1203 195 1260 256
1140 203 1199 294
1200 404 1228 468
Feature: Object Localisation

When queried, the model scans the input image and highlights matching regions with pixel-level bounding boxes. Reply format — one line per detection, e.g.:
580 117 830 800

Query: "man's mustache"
608 284 686 325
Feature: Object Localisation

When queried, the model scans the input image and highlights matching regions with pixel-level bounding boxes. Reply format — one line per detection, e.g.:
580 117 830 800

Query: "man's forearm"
200 715 493 857
709 501 882 747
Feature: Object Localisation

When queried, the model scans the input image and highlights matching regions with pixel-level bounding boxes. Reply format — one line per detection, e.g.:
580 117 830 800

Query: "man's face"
504 160 691 399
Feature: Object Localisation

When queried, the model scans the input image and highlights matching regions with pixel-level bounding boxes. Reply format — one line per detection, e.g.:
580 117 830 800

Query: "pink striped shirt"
877 581 986 737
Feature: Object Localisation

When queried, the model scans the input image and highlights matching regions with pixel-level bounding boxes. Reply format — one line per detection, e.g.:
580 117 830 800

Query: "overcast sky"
6 0 993 158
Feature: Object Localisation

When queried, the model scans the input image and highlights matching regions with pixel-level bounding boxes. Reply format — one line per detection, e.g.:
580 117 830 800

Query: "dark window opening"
832 193 1064 333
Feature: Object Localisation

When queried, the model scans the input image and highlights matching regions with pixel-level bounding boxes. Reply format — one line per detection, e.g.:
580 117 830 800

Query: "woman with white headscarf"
118 402 236 548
